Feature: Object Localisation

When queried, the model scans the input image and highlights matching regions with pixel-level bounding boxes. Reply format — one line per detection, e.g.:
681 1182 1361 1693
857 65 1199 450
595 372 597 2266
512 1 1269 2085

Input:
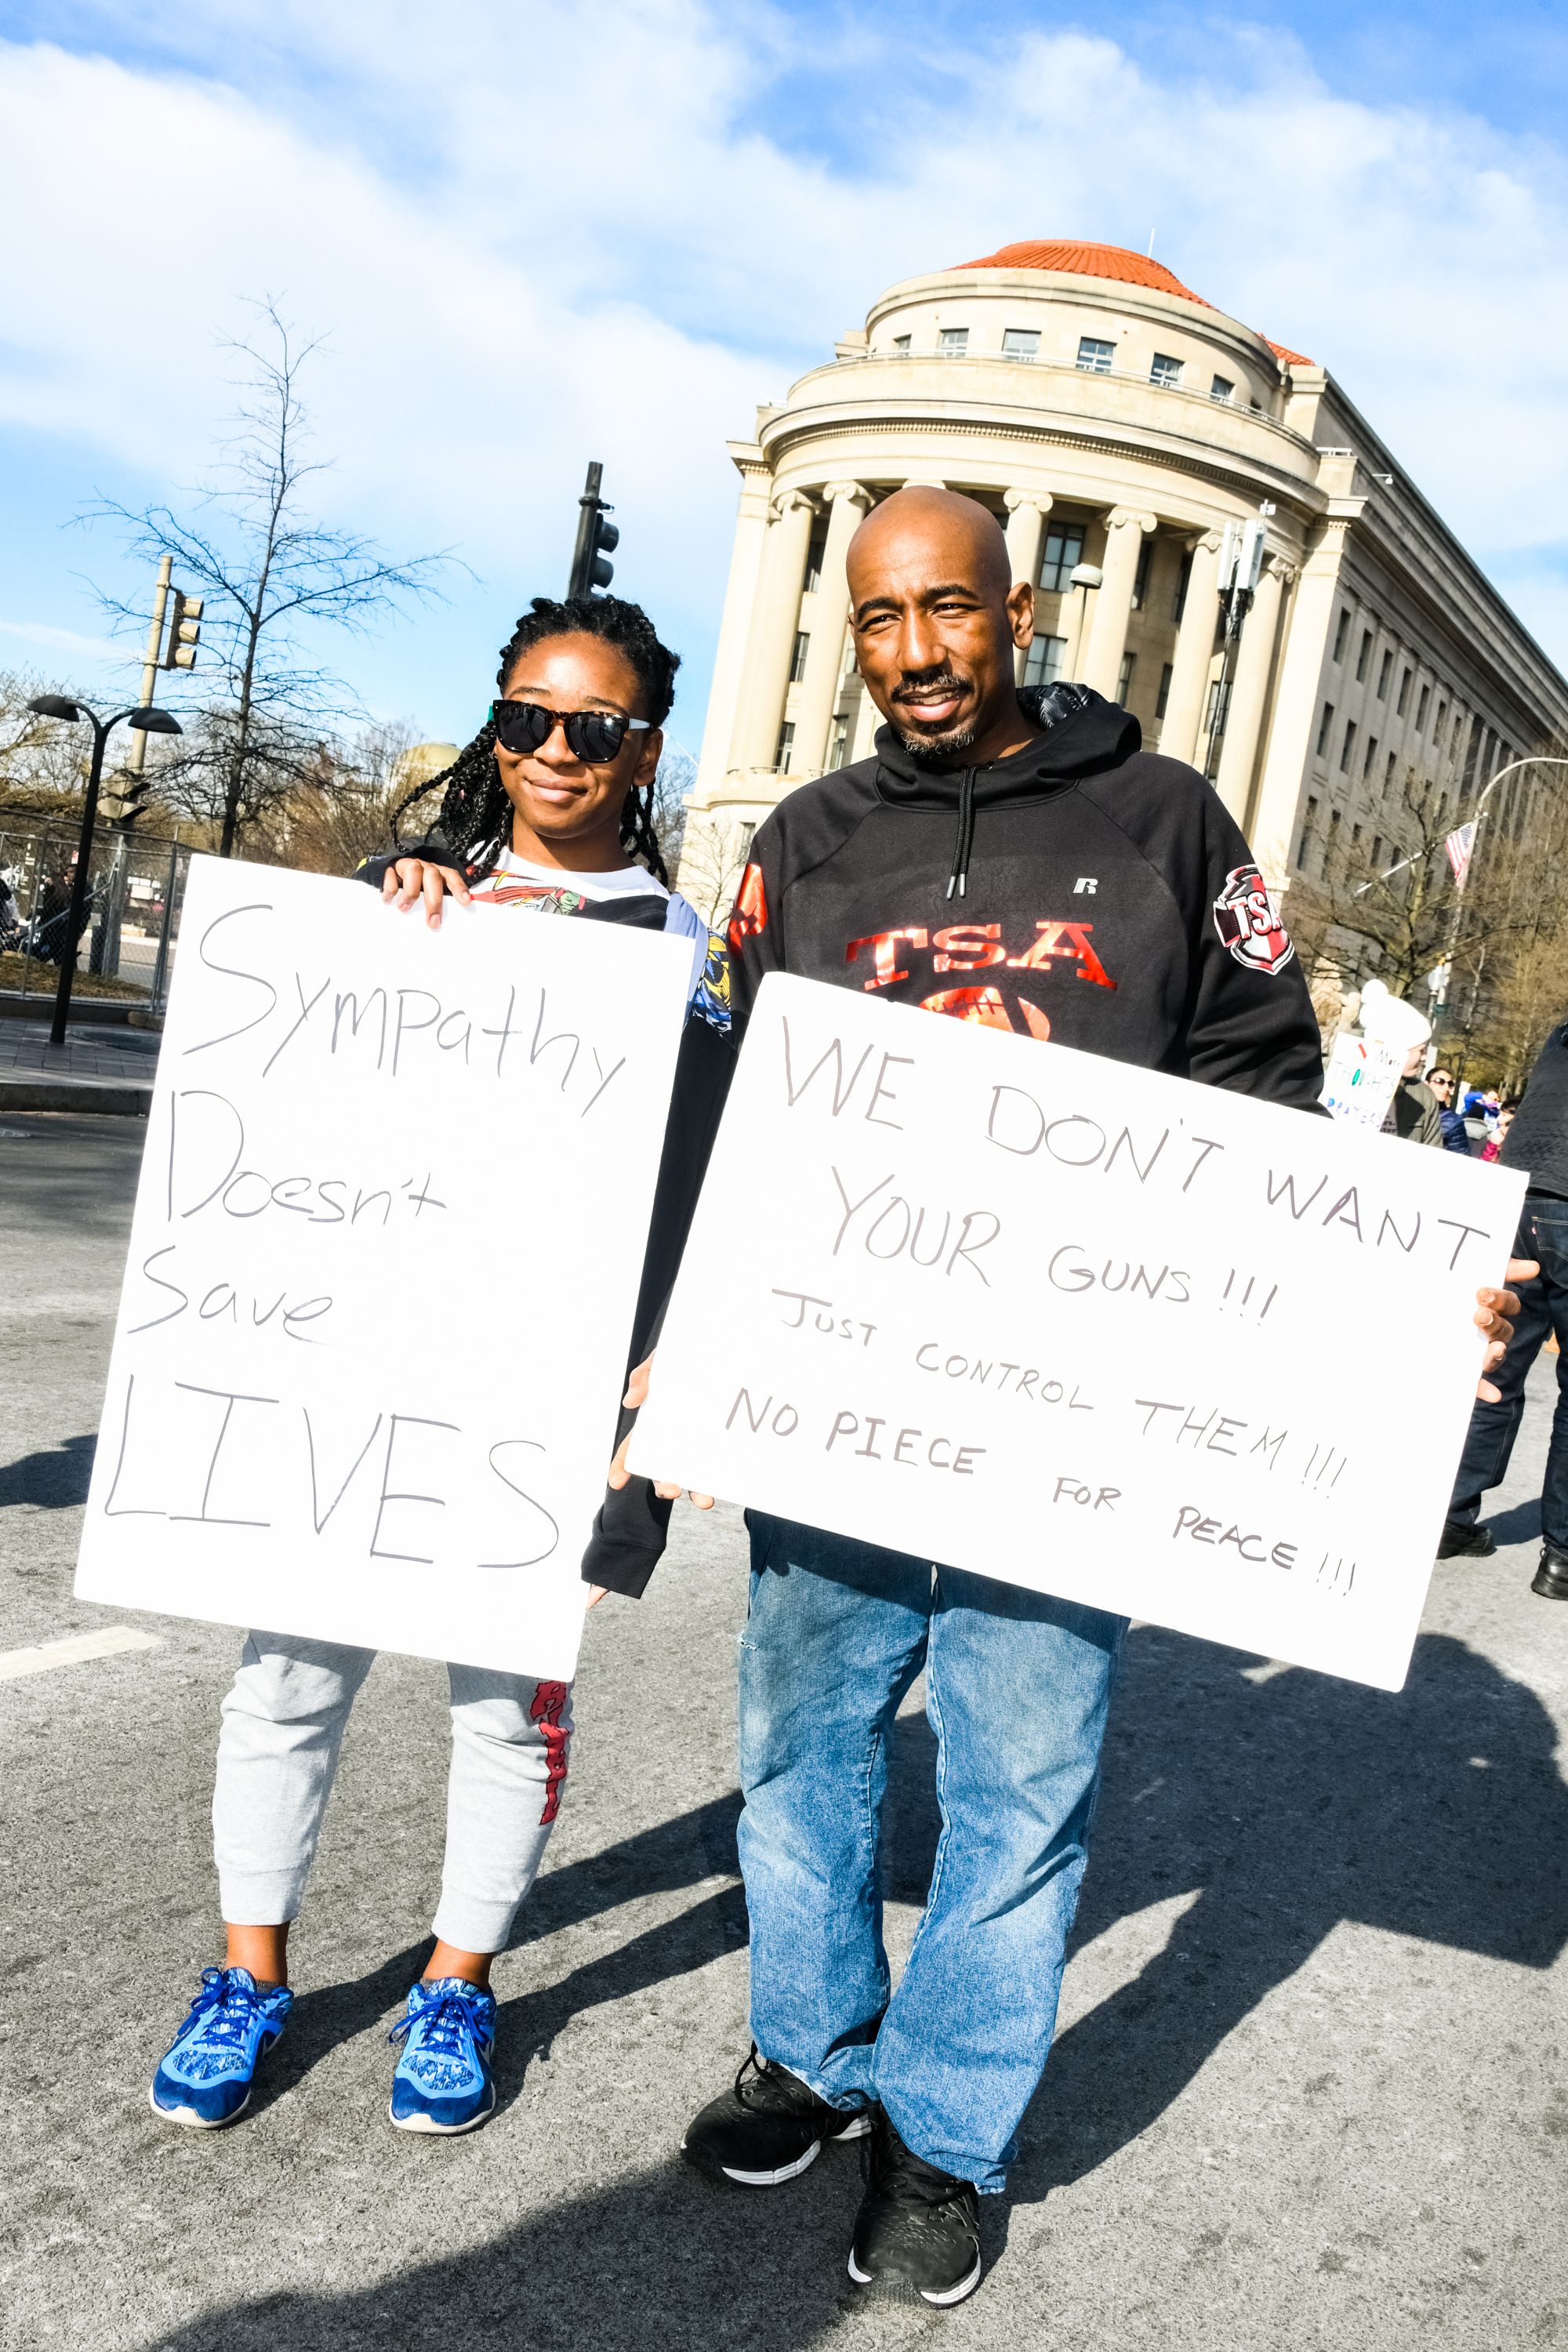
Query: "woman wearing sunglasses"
147 596 730 2141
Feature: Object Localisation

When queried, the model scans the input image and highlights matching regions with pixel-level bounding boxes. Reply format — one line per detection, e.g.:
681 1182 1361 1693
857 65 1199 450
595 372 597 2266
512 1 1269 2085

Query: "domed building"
678 239 1568 907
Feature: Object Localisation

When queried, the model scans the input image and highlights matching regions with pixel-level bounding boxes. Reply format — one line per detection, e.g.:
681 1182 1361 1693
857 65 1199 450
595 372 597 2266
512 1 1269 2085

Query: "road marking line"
0 1626 159 1681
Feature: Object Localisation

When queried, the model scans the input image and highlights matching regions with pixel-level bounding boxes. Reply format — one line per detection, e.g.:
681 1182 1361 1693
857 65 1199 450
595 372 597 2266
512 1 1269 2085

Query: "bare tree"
675 806 750 925
0 668 92 817
269 718 423 877
650 741 695 877
1289 755 1568 1087
85 303 452 856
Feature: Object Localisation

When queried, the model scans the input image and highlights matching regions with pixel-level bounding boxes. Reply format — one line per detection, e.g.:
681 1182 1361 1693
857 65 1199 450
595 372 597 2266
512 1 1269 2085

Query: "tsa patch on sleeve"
1212 865 1295 975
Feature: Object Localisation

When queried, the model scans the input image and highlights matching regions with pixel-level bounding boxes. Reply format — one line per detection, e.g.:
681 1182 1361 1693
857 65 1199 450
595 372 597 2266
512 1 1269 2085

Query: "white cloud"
0 616 123 662
2 2 1566 716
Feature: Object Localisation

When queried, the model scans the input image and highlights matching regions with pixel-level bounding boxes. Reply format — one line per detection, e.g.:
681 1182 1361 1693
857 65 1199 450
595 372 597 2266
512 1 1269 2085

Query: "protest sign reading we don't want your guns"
630 975 1527 1690
75 855 694 1680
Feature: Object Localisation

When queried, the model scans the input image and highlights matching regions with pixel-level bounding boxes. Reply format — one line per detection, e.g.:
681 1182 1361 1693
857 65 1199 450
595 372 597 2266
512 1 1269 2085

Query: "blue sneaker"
150 1966 293 2129
387 1976 497 2134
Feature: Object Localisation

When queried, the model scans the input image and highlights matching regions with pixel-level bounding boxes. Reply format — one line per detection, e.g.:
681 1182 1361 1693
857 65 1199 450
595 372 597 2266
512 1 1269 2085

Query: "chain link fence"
0 820 194 1015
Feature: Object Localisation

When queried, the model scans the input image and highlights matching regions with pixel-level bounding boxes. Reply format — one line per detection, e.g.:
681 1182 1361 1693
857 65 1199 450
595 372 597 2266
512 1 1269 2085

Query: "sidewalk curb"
0 1077 152 1118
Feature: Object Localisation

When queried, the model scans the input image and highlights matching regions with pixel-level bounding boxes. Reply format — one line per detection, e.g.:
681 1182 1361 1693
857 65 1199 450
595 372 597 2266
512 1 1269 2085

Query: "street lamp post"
25 696 182 1047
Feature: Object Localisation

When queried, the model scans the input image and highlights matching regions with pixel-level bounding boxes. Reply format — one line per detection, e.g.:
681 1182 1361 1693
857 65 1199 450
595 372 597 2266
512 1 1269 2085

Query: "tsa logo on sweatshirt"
1212 865 1294 977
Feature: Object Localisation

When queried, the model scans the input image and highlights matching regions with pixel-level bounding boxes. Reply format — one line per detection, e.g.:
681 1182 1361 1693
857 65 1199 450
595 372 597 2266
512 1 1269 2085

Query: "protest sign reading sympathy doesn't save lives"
630 975 1527 1690
75 855 695 1679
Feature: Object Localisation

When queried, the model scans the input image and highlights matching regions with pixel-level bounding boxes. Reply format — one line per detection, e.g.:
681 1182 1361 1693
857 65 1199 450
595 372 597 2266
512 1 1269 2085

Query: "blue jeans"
1449 1194 1568 1551
736 1514 1127 2191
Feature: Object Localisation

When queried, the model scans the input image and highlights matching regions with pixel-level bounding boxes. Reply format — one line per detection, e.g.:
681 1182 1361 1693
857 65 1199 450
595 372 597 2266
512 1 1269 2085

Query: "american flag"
1445 821 1476 887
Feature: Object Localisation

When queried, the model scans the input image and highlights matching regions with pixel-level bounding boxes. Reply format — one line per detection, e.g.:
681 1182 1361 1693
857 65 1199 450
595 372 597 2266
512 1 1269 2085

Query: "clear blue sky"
2 0 1566 762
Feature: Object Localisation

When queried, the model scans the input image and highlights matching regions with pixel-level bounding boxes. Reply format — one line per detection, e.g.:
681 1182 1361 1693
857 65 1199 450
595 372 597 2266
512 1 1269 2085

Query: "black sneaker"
681 2047 871 2188
1532 1544 1568 1599
1437 1520 1496 1559
846 2108 983 2307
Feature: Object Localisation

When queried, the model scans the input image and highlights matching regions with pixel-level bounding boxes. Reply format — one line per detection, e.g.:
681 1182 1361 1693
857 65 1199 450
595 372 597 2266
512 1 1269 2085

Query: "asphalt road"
3 1111 1566 2351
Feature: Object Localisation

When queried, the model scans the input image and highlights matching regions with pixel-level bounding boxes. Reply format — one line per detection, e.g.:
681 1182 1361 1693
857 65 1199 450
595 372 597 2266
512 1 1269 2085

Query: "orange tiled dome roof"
951 239 1313 367
954 239 1214 308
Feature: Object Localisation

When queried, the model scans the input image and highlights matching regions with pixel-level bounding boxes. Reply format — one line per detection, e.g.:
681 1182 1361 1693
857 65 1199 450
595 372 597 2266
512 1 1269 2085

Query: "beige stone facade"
677 241 1568 914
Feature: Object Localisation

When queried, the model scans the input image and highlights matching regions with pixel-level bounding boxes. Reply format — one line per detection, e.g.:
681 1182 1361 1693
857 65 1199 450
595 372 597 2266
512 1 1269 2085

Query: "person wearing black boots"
1439 1018 1568 1597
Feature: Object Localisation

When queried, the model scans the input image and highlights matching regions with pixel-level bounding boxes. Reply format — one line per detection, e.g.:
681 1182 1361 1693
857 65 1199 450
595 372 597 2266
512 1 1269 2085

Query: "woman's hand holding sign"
609 1356 713 1509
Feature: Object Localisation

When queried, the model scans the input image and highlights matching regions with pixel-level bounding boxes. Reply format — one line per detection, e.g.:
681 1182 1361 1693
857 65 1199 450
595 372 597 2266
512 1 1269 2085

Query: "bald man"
675 489 1525 2307
383 510 1523 2307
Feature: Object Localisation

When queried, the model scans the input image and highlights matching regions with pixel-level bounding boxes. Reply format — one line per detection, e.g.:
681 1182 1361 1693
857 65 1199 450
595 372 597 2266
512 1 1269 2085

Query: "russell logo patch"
1212 865 1295 975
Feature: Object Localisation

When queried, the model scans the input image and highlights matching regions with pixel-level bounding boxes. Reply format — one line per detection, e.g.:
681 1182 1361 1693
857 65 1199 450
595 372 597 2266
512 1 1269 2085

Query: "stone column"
790 481 871 775
695 463 771 795
1004 491 1052 683
727 490 818 775
1248 523 1346 884
1214 556 1290 827
1080 508 1156 699
1157 531 1224 766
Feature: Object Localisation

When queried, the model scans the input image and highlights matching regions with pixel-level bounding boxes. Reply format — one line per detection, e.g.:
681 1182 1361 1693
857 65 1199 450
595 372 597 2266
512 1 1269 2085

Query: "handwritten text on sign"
76 856 693 1679
630 975 1526 1690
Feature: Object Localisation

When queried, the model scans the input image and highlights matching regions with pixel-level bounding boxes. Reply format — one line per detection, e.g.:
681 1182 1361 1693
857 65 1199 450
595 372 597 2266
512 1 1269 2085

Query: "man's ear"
1007 579 1035 650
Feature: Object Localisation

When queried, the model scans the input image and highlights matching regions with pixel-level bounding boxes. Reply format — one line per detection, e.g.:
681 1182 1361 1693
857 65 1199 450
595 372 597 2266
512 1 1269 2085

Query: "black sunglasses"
492 699 651 765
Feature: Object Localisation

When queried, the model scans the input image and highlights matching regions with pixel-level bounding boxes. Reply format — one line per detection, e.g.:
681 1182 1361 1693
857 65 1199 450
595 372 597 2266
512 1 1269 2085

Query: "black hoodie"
725 684 1325 1107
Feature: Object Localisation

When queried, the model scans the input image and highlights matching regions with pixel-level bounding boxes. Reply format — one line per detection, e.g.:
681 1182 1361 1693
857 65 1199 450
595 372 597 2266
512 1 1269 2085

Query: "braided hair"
394 594 681 884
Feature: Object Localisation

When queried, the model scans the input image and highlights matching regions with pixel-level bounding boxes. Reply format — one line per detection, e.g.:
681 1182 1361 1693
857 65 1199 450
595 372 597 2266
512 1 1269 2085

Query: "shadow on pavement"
0 1429 96 1508
1013 1624 1568 2197
1486 1497 1544 1545
146 1624 1568 2348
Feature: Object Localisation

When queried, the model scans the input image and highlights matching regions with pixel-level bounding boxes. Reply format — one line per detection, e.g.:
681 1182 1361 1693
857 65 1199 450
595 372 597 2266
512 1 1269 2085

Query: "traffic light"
99 770 160 829
567 462 619 599
162 588 203 670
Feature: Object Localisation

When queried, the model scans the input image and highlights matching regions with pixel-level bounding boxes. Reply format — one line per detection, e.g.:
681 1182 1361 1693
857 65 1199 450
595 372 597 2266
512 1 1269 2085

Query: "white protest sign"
630 975 1527 1690
76 855 693 1679
1320 1033 1404 1128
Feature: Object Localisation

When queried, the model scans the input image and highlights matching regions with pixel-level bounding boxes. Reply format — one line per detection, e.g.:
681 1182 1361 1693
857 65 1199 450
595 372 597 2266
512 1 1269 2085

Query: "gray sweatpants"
212 1631 574 1955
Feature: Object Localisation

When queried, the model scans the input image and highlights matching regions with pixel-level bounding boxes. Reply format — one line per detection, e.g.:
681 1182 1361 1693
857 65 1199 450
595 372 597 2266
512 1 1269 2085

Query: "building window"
1340 719 1357 771
1131 539 1153 610
1156 661 1174 720
1023 634 1069 688
1416 682 1431 731
1356 629 1373 682
1385 750 1396 792
1210 373 1235 402
1076 336 1114 372
1396 666 1412 717
789 630 809 684
1326 807 1341 873
1150 352 1183 389
738 821 756 855
1371 835 1383 871
1363 733 1378 778
1435 699 1447 742
938 327 969 356
1117 652 1137 702
1038 523 1086 593
1205 678 1230 740
1315 702 1334 758
1333 608 1350 662
829 713 850 769
1002 328 1040 360
802 528 826 593
1377 648 1394 699
891 333 911 355
1297 795 1318 868
775 720 795 772
1172 549 1192 623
